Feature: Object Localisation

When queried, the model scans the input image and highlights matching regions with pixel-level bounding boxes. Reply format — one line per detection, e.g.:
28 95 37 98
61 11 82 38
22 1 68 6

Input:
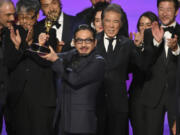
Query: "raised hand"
167 35 178 51
152 21 164 43
133 32 144 47
26 25 34 45
9 26 21 50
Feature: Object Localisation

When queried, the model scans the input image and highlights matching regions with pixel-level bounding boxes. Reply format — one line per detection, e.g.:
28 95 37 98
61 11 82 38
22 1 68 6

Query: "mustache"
80 47 88 50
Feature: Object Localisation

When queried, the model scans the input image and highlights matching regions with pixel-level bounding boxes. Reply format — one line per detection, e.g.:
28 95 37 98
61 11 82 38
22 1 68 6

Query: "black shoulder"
95 54 104 60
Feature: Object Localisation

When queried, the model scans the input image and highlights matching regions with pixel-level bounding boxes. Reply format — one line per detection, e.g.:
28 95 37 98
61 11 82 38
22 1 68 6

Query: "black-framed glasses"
74 38 94 44
18 14 36 20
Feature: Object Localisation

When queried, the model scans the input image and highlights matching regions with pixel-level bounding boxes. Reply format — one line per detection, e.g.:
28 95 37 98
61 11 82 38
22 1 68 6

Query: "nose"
9 14 15 22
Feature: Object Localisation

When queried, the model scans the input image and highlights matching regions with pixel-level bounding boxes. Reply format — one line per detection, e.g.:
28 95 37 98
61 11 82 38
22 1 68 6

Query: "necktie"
106 38 115 54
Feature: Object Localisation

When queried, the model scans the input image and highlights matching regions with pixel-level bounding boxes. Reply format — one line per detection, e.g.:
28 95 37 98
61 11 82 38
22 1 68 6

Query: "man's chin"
79 52 89 56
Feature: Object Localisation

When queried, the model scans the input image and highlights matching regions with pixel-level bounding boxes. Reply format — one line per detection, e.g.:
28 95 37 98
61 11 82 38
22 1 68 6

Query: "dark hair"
92 2 109 24
16 0 40 15
157 0 179 11
137 11 159 31
74 24 96 39
39 0 62 10
101 4 129 37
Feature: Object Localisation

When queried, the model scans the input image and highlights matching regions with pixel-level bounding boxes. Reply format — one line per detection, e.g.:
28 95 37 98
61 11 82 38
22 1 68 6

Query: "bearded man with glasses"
39 24 105 135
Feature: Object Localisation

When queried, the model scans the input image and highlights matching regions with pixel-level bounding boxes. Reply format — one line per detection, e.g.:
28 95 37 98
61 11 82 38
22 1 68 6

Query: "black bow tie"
163 26 174 33
54 21 61 29
106 37 116 42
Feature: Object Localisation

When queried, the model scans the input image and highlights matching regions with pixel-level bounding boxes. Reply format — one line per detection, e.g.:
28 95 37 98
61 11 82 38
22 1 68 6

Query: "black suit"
35 13 75 52
4 25 56 135
128 48 146 135
176 53 180 134
140 23 180 135
52 49 105 135
96 32 142 135
0 30 8 133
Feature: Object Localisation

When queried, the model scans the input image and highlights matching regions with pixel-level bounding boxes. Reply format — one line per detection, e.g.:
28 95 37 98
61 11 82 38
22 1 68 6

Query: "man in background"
38 0 75 52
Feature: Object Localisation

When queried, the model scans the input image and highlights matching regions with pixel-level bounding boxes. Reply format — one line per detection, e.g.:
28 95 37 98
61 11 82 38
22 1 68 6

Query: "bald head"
0 0 15 28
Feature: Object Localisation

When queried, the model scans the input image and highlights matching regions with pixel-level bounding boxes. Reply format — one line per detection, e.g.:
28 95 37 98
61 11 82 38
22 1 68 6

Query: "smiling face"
40 0 61 19
0 2 15 28
158 1 178 26
17 10 38 30
139 16 152 34
103 11 121 38
74 29 96 56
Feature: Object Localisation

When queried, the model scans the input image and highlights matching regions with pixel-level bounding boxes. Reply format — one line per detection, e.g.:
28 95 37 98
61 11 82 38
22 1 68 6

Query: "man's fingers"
49 46 55 53
16 29 20 36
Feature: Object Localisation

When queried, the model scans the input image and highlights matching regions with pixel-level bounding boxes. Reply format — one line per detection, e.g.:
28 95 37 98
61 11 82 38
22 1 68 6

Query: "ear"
71 39 75 47
36 13 40 20
94 39 97 47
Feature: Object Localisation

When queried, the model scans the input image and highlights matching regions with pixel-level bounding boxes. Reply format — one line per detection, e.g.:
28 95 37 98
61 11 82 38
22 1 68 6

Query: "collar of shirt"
162 21 176 57
103 34 117 52
52 12 64 41
161 21 176 28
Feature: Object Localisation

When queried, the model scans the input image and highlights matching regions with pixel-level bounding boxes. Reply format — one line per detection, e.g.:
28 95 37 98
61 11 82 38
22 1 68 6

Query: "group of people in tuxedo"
0 0 180 135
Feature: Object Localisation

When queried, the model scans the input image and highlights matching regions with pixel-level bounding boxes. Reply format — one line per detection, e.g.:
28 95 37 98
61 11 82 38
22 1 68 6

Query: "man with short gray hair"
96 3 142 135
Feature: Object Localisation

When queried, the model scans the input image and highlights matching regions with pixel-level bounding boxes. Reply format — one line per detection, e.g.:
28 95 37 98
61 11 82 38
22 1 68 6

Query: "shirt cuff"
172 44 180 56
153 38 162 47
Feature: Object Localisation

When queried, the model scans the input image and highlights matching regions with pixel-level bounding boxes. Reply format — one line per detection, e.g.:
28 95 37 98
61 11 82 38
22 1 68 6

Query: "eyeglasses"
18 14 36 20
74 38 94 44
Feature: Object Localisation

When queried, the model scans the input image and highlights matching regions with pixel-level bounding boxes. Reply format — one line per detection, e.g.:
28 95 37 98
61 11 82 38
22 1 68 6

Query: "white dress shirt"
103 34 117 52
52 12 64 42
153 21 180 57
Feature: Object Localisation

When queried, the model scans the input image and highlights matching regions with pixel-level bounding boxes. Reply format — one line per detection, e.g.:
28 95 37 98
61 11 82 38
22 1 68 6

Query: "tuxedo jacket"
140 23 180 112
4 25 56 108
34 13 75 52
96 32 142 112
0 37 7 105
177 55 180 134
52 49 105 134
177 55 180 114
